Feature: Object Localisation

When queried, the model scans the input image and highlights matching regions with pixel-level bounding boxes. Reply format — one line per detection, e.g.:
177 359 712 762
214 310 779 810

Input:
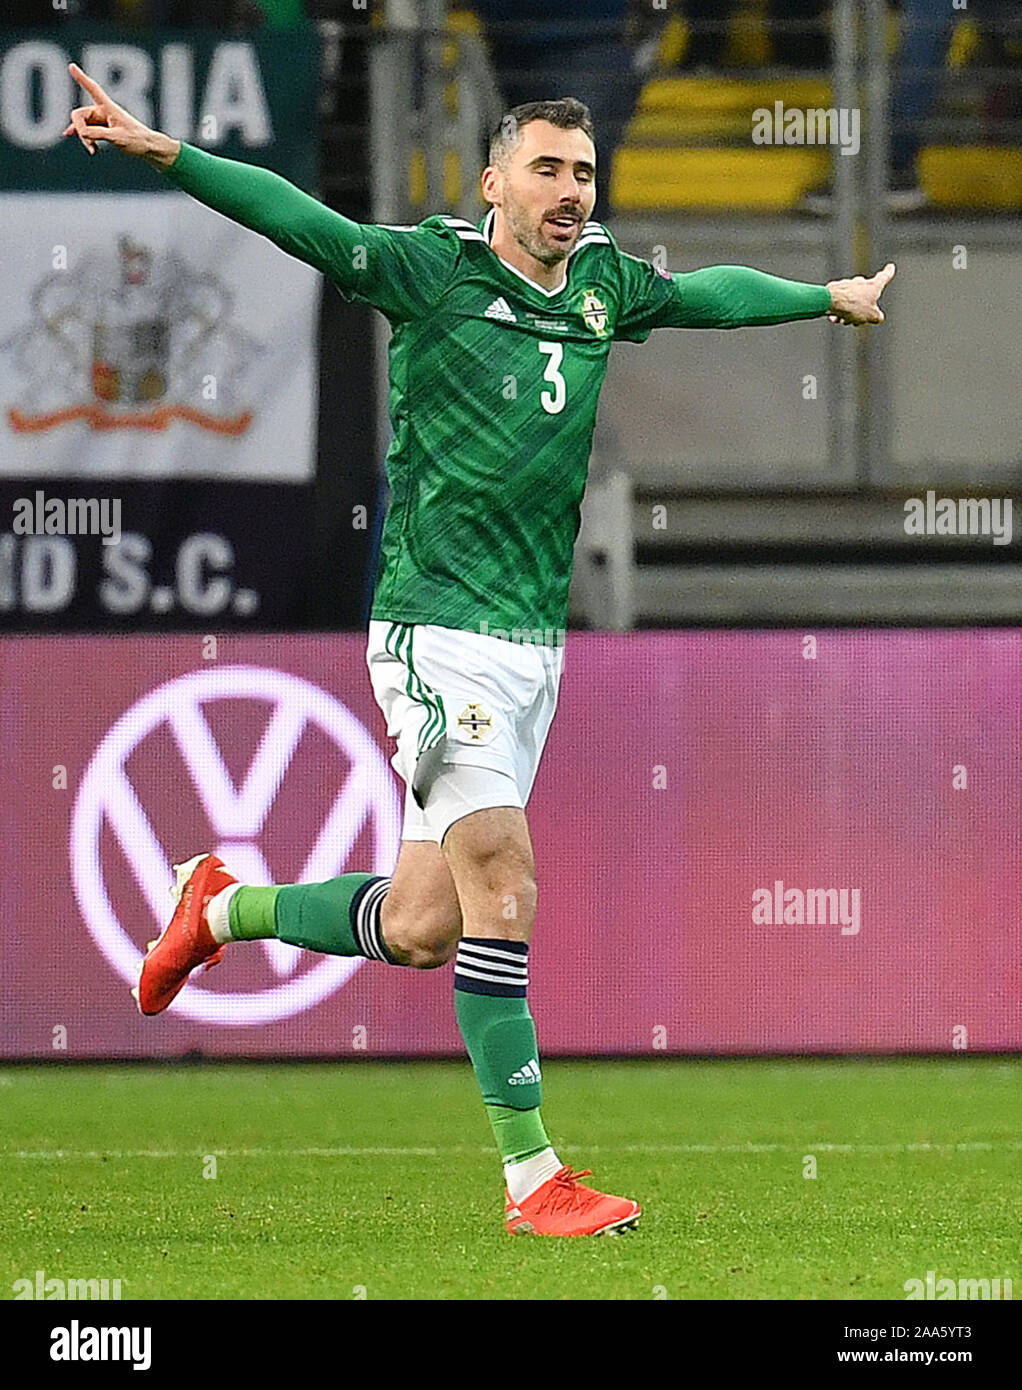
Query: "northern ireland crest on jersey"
579 288 609 337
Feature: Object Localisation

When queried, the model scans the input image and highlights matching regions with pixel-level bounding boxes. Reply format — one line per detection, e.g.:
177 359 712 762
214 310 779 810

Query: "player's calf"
135 838 464 1017
441 807 538 942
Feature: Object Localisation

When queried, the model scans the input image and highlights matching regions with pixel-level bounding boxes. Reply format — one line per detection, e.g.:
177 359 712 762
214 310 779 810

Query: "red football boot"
133 854 235 1016
504 1166 641 1236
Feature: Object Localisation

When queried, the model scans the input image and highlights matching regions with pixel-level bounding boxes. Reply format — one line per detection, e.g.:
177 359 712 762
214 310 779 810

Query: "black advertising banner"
0 479 311 628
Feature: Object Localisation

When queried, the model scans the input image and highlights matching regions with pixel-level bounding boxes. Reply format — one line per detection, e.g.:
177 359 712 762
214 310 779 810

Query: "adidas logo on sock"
507 1059 541 1085
484 296 516 323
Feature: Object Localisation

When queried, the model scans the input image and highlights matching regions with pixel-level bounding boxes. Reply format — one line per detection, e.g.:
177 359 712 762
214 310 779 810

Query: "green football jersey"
163 145 831 639
366 211 651 640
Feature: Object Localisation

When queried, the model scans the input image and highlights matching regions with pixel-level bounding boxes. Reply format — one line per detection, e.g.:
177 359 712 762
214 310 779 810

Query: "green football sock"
228 874 397 962
227 886 280 940
487 1105 551 1165
454 939 551 1164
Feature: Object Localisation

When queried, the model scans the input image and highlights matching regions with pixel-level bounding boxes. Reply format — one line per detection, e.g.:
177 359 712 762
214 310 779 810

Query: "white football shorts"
366 619 565 843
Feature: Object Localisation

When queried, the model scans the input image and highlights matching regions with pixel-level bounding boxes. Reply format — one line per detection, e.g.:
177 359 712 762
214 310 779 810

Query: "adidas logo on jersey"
507 1059 542 1085
484 297 517 324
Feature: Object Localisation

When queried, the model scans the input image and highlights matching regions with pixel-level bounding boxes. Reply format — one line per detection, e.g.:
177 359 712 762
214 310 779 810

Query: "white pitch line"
3 1140 1021 1160
4 1147 458 1160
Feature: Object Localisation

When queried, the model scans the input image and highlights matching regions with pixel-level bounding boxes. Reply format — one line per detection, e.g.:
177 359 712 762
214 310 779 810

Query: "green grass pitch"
1 1057 1019 1301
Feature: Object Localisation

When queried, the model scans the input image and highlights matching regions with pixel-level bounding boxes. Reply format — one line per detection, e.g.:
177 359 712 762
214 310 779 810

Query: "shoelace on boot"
546 1166 595 1215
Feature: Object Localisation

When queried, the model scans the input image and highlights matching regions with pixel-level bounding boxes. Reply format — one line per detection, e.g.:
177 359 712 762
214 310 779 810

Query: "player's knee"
390 932 459 970
382 907 460 970
457 841 538 925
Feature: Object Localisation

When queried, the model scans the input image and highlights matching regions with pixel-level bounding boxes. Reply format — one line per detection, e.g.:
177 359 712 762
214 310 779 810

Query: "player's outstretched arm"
621 260 896 337
675 264 895 329
62 62 399 293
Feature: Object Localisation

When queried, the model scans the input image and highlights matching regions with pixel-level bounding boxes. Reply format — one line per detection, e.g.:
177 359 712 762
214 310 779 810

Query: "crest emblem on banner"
4 235 263 436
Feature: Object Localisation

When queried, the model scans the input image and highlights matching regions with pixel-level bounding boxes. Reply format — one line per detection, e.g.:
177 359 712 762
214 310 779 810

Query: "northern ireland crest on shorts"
455 702 496 743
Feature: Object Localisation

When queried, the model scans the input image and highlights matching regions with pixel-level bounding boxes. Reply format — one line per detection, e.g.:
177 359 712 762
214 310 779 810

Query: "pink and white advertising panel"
2 631 1018 1057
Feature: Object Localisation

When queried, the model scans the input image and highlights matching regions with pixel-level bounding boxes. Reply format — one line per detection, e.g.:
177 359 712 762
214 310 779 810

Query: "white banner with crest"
0 193 318 482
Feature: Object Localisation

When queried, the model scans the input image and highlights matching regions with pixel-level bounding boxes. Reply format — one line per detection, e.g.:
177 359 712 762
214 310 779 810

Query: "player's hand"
63 63 179 166
825 262 896 326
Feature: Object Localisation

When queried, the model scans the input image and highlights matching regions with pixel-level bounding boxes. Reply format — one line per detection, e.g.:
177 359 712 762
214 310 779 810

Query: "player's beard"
503 191 582 267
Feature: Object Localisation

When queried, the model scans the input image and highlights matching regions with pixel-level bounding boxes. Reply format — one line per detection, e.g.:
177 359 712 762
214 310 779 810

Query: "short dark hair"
488 98 595 169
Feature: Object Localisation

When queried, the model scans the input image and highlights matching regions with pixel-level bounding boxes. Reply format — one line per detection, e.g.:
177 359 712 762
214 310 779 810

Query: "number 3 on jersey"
539 341 566 415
